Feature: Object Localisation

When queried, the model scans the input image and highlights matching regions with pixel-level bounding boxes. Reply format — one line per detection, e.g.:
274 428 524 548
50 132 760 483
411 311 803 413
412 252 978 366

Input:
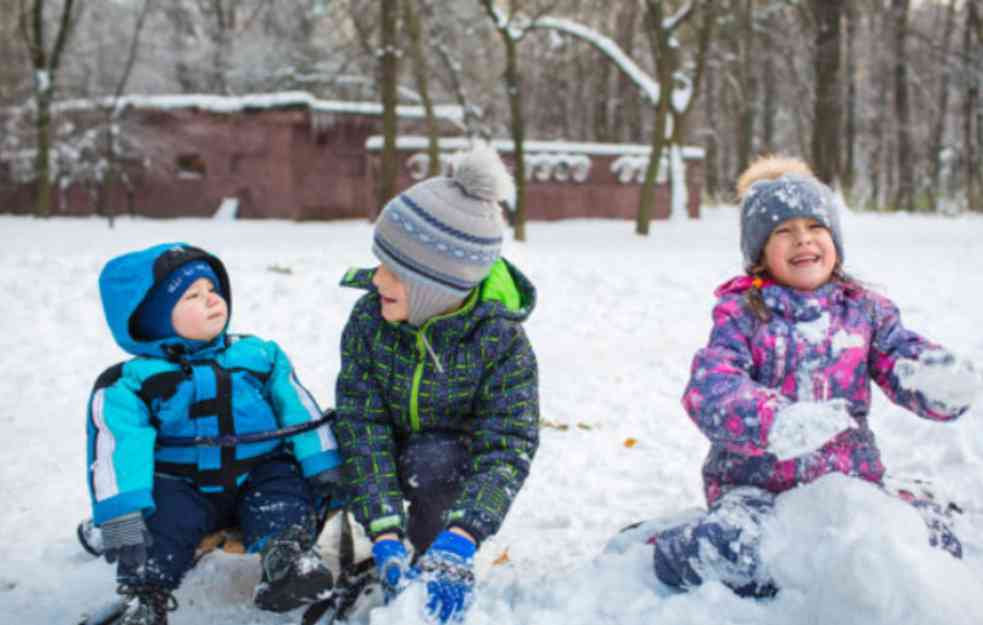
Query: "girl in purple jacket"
638 157 978 598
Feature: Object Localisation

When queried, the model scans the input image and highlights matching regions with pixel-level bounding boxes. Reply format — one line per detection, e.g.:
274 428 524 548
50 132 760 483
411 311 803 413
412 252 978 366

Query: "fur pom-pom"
452 144 515 203
737 155 814 199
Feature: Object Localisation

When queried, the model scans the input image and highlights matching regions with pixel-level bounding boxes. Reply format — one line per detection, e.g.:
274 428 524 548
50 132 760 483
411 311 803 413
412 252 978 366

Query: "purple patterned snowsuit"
651 276 968 596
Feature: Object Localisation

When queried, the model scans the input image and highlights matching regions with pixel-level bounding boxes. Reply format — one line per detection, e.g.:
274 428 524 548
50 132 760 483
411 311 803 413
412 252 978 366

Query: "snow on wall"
14 91 466 122
408 151 592 183
366 135 704 159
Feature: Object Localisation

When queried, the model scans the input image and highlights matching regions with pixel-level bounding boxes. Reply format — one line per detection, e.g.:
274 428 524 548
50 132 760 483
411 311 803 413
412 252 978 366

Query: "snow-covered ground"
1 207 982 625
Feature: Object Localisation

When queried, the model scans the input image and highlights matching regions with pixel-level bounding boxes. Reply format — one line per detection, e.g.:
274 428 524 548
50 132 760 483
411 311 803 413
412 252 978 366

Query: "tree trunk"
378 0 400 209
34 78 52 217
761 26 776 154
737 0 755 174
892 0 913 212
929 0 957 211
593 42 611 141
614 0 640 142
504 34 527 241
402 0 439 176
98 0 154 222
637 1 667 235
843 2 858 195
21 0 78 218
703 59 720 199
810 0 843 185
966 0 982 210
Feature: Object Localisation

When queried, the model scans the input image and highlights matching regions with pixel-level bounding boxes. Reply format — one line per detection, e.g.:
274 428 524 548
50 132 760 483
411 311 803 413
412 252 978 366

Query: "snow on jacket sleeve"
867 293 968 421
333 299 406 539
264 340 342 477
86 363 157 525
447 321 539 545
682 297 791 456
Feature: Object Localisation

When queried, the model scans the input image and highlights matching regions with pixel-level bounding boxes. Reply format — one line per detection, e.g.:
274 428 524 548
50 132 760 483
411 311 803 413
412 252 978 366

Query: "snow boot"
115 585 178 625
78 518 104 557
254 525 334 612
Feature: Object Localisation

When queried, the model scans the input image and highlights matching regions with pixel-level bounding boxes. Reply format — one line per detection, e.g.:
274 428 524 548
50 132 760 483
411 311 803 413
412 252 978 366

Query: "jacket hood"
714 274 866 322
341 257 536 325
99 243 232 358
715 274 865 298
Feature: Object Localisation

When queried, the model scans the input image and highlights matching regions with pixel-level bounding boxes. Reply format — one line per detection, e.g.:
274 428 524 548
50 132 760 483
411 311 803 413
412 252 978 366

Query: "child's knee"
397 433 467 496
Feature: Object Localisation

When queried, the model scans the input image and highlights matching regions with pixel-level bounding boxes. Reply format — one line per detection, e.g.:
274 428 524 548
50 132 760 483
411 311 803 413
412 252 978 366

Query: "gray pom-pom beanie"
739 174 845 270
372 145 514 327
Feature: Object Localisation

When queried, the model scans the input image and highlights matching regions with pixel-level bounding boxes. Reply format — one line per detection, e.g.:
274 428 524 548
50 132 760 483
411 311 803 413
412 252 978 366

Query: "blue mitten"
415 530 476 624
372 538 412 603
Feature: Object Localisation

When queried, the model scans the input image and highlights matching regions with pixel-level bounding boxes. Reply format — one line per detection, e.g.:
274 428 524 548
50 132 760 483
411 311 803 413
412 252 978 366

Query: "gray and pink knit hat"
372 145 514 326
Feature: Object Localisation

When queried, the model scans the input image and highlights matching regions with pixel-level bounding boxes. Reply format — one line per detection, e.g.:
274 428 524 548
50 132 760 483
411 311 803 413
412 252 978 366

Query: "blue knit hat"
739 174 845 270
373 145 513 326
134 260 222 340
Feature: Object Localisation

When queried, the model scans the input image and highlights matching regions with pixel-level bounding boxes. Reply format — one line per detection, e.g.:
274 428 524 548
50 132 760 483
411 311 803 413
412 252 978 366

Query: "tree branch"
113 0 155 101
49 0 79 73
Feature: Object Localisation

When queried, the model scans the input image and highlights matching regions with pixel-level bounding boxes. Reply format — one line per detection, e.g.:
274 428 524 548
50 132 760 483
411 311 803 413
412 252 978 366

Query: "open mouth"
789 254 821 267
380 295 398 305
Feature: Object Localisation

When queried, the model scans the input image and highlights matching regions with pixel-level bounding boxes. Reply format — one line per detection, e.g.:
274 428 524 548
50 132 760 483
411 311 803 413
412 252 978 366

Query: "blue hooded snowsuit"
86 243 341 588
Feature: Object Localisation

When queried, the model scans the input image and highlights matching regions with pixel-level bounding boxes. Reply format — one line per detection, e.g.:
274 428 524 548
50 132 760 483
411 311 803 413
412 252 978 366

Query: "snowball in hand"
766 399 855 460
896 351 979 413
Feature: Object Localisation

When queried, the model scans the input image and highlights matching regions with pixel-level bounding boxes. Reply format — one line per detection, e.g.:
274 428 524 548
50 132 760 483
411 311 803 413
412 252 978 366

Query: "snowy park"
1 207 982 625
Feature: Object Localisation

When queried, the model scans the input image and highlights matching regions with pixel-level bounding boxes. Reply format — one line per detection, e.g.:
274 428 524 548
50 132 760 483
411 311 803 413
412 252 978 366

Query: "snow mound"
762 475 983 625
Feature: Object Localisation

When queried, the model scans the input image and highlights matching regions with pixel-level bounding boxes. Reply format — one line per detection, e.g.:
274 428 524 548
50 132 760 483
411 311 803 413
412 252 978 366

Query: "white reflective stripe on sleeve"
289 373 338 452
91 389 120 501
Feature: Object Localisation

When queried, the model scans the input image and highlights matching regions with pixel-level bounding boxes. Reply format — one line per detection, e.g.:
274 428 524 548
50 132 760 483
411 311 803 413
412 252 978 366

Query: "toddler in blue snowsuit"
86 243 342 624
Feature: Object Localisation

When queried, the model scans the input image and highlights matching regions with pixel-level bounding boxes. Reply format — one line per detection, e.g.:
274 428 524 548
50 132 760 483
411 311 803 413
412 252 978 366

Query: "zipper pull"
420 331 445 374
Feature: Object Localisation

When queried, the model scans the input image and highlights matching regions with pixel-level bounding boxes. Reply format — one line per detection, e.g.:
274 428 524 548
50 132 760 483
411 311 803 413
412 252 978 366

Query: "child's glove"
101 512 153 569
896 351 980 412
372 538 413 603
766 399 855 460
415 530 476 624
308 467 344 508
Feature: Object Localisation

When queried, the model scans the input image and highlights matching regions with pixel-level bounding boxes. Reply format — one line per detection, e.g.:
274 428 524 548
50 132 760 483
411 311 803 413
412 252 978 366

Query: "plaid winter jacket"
334 258 539 544
683 276 968 506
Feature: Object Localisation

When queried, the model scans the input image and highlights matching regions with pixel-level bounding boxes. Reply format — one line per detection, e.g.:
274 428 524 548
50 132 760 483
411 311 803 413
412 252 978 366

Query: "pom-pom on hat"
134 260 222 340
739 174 845 271
372 144 513 326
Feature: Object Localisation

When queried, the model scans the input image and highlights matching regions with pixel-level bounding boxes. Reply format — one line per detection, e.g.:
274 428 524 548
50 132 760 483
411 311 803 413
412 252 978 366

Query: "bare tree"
964 0 982 210
18 0 81 217
737 0 756 174
635 0 708 234
403 0 440 177
892 0 913 211
378 0 400 206
478 0 546 242
96 0 156 224
809 0 844 185
613 1 642 143
843 1 858 194
928 0 958 211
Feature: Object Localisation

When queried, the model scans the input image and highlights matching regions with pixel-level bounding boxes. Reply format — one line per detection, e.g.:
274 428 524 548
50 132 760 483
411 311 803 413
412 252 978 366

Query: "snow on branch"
664 2 694 32
529 16 660 104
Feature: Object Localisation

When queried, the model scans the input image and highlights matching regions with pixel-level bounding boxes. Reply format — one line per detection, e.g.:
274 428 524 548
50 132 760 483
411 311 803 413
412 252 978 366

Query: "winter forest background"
3 0 983 228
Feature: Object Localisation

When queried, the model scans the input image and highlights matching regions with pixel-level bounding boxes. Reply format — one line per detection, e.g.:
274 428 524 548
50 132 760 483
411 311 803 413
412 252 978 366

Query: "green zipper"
409 322 430 432
407 289 480 432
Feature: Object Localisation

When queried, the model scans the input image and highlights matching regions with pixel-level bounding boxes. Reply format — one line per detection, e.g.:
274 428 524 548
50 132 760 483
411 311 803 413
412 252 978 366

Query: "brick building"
0 92 703 221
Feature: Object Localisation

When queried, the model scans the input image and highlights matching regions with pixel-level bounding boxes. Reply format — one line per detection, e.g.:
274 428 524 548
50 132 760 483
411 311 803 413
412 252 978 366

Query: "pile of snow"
0 208 980 625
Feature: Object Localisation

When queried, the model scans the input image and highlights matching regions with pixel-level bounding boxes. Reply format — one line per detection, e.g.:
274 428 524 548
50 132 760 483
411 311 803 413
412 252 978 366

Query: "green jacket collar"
340 258 536 327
